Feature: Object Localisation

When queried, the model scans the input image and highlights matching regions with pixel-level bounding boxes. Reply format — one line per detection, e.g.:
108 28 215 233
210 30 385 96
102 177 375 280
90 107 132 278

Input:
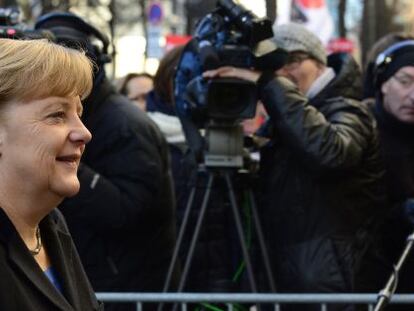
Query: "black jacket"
59 79 178 299
0 208 102 311
361 98 414 306
373 99 414 202
257 54 386 299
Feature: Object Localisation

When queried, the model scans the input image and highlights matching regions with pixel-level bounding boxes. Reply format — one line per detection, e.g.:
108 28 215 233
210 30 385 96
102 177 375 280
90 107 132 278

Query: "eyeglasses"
284 53 311 69
392 74 414 90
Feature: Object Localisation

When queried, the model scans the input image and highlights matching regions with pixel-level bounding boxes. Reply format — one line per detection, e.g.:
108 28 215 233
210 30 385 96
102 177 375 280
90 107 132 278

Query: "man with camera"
204 23 387 310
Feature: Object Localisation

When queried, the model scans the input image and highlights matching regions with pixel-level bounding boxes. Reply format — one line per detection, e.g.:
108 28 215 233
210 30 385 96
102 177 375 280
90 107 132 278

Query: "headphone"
373 40 414 87
35 12 111 65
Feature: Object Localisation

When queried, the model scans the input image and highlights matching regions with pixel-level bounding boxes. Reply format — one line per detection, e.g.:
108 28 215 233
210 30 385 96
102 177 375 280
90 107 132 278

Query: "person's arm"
258 75 373 171
204 67 374 171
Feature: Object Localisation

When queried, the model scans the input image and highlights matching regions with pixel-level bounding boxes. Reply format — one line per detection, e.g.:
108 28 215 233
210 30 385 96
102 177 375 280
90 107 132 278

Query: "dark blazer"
0 208 103 311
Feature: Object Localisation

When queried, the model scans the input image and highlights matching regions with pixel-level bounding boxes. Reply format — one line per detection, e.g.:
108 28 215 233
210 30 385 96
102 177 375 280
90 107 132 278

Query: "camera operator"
35 12 179 311
361 36 414 310
204 23 387 310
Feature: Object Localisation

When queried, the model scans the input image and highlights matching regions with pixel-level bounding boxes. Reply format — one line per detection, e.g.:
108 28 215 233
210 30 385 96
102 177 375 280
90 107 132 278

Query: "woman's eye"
48 111 66 119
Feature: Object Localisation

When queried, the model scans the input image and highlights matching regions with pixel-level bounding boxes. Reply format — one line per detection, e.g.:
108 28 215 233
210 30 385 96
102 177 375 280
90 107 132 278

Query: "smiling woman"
0 39 102 311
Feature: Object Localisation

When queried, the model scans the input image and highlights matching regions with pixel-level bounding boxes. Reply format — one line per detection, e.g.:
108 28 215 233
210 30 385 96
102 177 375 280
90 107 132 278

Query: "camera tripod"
160 163 276 308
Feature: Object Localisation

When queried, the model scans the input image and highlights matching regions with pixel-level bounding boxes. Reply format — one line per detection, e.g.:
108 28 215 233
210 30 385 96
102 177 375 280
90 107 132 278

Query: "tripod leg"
177 173 215 292
247 190 277 293
224 173 259 293
158 177 199 311
162 182 198 293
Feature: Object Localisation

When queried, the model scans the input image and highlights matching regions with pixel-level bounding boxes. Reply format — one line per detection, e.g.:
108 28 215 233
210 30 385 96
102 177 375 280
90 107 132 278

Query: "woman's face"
126 76 153 111
0 95 91 199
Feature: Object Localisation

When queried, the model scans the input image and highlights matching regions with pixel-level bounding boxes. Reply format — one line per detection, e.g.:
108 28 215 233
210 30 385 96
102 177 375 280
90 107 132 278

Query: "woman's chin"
52 179 81 198
66 183 81 198
65 188 80 198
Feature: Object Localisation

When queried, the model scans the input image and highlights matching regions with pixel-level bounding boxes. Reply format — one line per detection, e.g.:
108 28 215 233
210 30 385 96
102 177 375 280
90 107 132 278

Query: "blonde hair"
0 38 93 105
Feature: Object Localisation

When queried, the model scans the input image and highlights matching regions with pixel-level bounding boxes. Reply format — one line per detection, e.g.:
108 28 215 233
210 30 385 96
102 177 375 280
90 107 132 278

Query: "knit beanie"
272 23 327 65
375 41 414 87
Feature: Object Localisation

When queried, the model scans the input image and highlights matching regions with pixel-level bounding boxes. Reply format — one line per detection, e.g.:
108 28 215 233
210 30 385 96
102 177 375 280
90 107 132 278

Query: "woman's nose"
70 117 92 144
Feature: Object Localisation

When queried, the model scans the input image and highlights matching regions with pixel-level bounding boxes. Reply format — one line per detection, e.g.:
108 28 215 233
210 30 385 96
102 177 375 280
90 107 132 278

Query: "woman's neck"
0 199 54 271
0 183 60 244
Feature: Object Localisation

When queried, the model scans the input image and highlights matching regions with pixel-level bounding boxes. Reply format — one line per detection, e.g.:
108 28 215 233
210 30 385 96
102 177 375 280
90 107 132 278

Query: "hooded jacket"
59 79 178 307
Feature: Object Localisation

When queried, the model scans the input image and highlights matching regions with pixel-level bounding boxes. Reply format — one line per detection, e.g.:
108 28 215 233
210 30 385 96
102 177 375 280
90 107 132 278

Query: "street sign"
148 2 163 25
147 25 163 59
146 2 164 59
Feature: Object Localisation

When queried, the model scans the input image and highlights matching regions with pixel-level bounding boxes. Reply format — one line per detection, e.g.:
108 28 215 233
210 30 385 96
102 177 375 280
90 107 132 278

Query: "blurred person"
204 23 387 310
361 37 414 310
147 45 241 293
35 12 179 311
146 46 186 147
363 33 414 100
119 72 154 111
0 38 102 310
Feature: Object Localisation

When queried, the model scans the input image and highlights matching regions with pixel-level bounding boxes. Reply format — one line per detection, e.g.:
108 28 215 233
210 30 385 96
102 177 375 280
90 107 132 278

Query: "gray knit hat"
272 23 327 65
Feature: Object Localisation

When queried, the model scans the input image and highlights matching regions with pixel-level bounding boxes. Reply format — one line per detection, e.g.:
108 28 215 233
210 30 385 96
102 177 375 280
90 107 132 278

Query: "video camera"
174 0 287 168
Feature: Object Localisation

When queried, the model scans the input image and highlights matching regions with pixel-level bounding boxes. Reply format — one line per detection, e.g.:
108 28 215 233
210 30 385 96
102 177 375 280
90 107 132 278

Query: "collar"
147 112 186 145
306 67 336 99
0 208 77 310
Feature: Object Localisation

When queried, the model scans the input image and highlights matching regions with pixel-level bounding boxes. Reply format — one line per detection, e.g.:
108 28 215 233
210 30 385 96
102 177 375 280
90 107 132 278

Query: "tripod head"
204 121 244 168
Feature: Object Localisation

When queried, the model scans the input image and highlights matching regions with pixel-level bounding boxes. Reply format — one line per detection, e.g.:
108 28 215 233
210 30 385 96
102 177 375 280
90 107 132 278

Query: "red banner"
165 34 192 51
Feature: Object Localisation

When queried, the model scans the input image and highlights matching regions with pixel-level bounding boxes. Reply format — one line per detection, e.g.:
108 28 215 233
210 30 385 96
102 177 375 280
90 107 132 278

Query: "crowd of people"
0 9 413 311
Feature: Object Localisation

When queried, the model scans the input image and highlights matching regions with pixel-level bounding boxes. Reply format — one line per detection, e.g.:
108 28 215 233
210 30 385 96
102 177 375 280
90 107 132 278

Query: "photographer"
35 12 179 311
204 23 387 309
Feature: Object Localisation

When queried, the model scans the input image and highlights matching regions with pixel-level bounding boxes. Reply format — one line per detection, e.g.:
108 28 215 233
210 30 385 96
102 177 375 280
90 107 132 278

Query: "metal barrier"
96 293 414 311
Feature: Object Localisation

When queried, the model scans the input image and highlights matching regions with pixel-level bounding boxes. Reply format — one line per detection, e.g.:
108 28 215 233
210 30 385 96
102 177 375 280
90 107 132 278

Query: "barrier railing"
95 293 414 311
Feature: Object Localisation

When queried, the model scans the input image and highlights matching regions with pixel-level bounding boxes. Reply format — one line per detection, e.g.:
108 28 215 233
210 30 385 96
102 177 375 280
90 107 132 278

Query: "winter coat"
257 53 387 303
0 208 102 311
359 97 414 309
59 79 178 309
